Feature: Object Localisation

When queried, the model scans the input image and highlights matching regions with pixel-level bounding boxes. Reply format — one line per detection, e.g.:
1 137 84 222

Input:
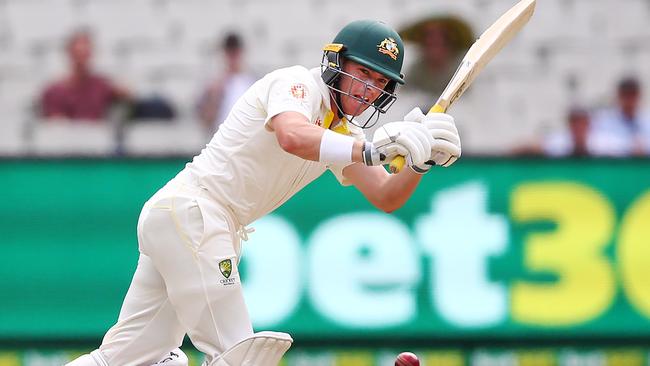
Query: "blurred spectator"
399 16 474 96
378 16 474 133
589 77 650 157
40 29 130 121
541 107 592 157
196 32 256 135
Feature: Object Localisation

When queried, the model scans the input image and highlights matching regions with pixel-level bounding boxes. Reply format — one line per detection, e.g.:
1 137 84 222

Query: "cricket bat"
390 0 537 173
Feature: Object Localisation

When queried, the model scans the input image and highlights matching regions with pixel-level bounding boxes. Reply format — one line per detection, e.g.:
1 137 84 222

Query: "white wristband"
319 129 355 164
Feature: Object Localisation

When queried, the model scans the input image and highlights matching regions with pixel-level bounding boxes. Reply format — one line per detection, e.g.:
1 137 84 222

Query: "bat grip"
388 104 446 173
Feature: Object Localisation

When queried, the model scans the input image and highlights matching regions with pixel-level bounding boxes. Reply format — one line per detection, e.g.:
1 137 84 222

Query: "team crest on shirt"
290 83 308 100
219 259 232 279
377 38 399 60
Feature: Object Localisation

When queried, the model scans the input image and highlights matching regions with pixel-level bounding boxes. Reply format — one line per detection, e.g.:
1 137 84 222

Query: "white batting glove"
403 107 462 173
403 107 427 123
403 108 433 173
365 121 434 166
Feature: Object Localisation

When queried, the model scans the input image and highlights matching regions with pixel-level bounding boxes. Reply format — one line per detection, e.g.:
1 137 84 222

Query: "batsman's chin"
345 105 370 117
339 97 372 116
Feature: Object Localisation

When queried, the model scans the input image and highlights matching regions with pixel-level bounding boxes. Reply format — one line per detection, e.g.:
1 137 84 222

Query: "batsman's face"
338 61 390 116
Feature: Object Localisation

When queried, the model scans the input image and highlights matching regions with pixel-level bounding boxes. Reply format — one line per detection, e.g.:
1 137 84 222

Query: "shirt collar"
310 67 332 110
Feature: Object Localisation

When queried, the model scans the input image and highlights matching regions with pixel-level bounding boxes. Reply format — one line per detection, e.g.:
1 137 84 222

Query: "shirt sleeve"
264 74 320 128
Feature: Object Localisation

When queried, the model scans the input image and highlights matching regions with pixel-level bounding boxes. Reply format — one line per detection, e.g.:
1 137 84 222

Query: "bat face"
444 60 475 110
436 0 537 112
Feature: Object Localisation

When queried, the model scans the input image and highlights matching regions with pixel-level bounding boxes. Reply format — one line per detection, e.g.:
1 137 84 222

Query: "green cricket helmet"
321 20 406 128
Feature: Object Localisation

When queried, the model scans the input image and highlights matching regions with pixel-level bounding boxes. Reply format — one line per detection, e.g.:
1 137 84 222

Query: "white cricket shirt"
184 66 365 225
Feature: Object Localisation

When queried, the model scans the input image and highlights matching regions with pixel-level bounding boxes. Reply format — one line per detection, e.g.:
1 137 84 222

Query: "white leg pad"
208 331 293 366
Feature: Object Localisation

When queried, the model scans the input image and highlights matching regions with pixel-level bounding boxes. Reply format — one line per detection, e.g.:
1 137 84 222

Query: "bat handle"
388 156 406 174
428 104 447 114
388 103 446 174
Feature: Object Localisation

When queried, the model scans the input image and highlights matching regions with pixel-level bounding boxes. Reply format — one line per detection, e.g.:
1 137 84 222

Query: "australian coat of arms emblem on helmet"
377 37 399 60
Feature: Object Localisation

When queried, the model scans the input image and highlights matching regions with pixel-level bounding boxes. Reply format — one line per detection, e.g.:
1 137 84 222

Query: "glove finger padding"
423 112 455 124
432 139 462 157
423 120 459 134
403 107 426 123
372 141 409 163
420 112 461 168
429 140 460 168
375 121 434 167
397 130 429 166
431 151 458 167
406 124 435 166
389 144 410 160
429 129 461 146
423 114 459 140
372 122 428 164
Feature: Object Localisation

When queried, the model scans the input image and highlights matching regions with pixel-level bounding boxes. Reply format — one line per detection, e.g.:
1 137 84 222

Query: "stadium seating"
0 0 649 156
29 119 117 156
122 120 207 156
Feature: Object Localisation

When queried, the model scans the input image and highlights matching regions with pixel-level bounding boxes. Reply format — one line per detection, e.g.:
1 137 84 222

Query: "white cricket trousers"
95 175 254 365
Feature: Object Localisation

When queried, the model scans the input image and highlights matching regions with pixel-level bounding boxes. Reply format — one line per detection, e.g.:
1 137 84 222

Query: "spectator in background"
541 107 592 157
40 29 130 121
589 77 650 156
378 16 473 131
399 16 473 96
196 32 256 135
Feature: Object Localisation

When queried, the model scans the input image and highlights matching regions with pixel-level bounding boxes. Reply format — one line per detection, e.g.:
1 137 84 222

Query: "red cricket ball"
395 352 420 366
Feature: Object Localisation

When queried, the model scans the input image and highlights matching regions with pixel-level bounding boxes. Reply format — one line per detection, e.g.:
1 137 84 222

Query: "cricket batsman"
67 19 461 366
